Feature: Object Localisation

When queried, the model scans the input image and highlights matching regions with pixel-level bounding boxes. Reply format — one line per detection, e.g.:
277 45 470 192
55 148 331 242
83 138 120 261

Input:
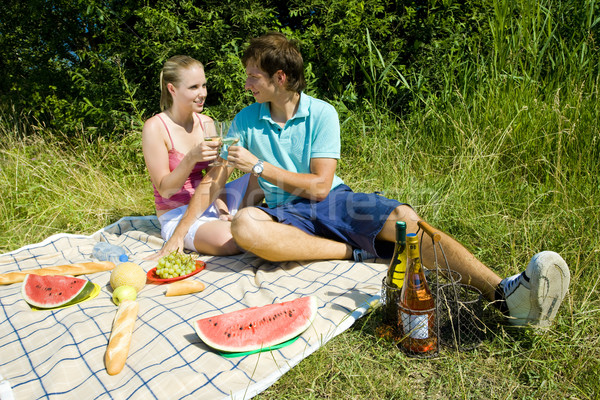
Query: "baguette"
105 299 139 376
0 261 115 285
165 280 205 296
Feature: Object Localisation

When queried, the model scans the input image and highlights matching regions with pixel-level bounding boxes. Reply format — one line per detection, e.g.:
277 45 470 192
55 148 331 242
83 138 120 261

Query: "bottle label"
390 262 405 287
401 312 429 339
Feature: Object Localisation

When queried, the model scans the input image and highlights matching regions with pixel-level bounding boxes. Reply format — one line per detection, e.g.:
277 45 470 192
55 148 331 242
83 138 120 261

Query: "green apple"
112 285 137 305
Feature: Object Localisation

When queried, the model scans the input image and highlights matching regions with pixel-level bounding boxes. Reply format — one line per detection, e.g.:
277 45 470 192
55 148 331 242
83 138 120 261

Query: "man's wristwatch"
252 160 264 177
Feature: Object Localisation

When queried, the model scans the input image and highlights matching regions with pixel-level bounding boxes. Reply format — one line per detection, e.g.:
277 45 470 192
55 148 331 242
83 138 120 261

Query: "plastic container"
92 242 129 264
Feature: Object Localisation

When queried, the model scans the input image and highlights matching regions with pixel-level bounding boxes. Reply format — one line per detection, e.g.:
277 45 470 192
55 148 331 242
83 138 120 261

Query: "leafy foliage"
1 0 598 136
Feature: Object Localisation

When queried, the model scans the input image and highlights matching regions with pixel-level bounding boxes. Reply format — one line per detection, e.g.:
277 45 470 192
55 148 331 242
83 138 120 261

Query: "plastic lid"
406 232 418 245
118 254 129 263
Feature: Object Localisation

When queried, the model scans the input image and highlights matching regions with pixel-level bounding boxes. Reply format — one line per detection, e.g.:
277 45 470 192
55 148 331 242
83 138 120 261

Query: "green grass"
277 91 596 400
0 110 154 251
254 79 600 398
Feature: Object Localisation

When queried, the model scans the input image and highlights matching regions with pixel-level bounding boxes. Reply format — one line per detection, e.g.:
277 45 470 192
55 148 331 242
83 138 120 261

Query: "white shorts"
157 174 250 251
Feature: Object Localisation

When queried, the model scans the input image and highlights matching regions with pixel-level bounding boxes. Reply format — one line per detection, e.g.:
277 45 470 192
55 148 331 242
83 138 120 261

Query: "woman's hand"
218 211 233 221
144 235 185 261
188 140 220 164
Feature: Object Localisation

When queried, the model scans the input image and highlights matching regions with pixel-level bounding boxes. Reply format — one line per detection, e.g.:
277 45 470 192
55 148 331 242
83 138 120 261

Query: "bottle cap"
406 232 419 246
396 221 407 242
118 254 129 263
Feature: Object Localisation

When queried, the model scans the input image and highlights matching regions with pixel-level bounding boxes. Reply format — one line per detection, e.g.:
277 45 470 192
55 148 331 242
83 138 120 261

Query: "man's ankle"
493 282 509 314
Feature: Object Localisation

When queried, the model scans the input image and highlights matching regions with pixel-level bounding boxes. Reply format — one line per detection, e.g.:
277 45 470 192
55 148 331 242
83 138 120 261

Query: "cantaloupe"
110 262 146 292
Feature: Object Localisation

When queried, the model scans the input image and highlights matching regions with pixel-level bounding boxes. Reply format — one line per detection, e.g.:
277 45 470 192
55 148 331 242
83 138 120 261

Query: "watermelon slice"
22 274 96 309
194 296 317 353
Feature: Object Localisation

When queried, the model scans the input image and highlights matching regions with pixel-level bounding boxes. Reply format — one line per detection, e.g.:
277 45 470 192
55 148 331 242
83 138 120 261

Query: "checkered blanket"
0 216 386 399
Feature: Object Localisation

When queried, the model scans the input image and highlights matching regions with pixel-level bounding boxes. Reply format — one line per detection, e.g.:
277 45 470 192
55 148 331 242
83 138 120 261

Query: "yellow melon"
109 262 146 292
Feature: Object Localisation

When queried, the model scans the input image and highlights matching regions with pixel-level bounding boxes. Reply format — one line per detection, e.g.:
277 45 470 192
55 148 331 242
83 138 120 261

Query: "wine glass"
203 120 222 167
218 120 240 163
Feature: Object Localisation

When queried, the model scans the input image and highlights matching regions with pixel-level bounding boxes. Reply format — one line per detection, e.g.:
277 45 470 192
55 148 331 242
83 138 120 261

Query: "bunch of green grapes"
156 251 196 279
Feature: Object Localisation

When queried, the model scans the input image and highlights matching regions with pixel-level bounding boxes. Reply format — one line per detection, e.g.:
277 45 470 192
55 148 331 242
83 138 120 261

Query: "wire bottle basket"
380 220 486 357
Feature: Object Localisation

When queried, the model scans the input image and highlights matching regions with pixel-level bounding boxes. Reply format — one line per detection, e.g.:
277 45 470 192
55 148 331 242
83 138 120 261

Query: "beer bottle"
399 233 437 354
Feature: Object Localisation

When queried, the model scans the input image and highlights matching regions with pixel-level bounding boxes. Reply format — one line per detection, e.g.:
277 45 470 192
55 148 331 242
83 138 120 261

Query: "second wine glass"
218 121 240 162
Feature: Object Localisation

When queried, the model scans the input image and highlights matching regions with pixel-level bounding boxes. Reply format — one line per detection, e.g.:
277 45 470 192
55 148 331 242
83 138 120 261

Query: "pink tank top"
153 114 211 211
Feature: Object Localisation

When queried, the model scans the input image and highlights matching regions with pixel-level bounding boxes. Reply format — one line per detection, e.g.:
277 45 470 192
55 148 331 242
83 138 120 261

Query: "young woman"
142 55 254 256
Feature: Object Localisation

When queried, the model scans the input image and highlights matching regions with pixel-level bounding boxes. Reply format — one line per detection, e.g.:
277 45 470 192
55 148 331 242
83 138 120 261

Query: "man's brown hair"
242 32 306 93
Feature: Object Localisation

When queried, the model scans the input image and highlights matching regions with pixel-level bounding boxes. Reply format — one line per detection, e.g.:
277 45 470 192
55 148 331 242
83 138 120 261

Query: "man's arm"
226 146 336 201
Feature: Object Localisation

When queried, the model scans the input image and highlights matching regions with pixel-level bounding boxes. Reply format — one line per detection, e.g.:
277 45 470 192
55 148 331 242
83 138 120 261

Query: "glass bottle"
399 233 437 354
386 221 407 289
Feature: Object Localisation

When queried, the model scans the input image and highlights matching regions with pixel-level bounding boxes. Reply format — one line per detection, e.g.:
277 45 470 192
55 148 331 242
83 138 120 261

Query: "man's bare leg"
231 205 502 299
380 205 571 328
378 205 502 301
232 204 569 327
230 207 353 261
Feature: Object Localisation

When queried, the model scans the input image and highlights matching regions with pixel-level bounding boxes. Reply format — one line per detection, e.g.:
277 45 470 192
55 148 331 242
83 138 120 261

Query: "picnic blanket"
0 216 387 399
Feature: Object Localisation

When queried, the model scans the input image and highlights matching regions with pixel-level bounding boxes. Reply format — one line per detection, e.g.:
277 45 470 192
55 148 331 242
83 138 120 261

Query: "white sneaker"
499 251 570 328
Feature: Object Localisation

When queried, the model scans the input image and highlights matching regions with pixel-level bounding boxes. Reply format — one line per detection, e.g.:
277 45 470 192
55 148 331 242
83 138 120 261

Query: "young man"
162 32 570 328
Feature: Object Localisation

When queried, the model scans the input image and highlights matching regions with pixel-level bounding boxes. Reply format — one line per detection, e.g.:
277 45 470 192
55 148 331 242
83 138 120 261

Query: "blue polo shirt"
225 93 344 208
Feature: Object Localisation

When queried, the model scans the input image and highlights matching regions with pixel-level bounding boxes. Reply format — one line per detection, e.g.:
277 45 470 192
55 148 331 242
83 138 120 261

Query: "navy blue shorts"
256 184 403 258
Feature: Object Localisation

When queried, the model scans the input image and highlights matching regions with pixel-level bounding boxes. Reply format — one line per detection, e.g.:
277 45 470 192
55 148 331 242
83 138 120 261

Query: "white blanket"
0 216 386 399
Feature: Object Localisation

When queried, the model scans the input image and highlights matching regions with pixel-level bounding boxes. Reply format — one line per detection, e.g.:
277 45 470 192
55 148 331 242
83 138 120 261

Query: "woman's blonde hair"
159 55 204 111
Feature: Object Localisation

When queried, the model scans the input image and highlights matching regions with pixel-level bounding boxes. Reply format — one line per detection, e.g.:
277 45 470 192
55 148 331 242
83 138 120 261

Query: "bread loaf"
105 300 139 375
0 261 115 285
165 280 205 296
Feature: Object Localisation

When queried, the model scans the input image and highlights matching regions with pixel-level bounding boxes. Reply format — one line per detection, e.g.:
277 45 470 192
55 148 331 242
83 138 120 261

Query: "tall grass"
0 108 153 253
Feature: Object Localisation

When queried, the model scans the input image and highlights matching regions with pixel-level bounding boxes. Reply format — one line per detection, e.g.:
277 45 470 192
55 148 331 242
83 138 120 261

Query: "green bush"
2 0 595 137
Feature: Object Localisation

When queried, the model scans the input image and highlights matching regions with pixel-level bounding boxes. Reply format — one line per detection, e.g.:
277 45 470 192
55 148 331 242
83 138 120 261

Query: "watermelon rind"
22 274 96 309
194 296 318 353
219 335 300 358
